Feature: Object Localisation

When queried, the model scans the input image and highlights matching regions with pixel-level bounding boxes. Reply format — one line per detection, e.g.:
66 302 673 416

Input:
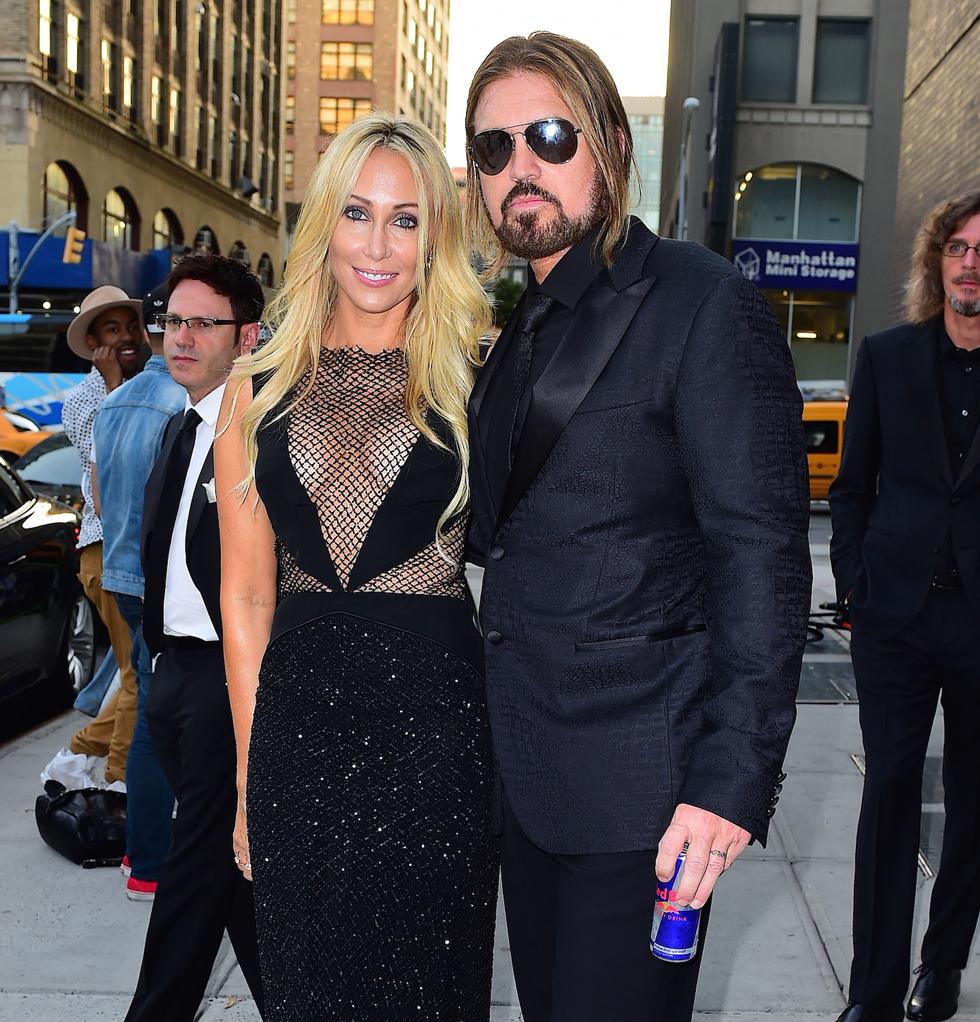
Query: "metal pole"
678 139 688 241
7 210 78 315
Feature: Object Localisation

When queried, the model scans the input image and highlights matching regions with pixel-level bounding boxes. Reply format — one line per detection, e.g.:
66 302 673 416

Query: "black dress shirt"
479 228 605 511
935 327 980 584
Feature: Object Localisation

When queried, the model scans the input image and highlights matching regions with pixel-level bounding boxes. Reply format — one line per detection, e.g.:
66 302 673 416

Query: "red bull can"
650 850 700 963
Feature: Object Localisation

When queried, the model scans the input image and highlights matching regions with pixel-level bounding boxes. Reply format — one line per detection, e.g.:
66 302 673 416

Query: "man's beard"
949 294 980 317
492 174 606 260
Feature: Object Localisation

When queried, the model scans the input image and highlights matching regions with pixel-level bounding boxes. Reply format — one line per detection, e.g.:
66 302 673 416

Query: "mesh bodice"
270 345 466 601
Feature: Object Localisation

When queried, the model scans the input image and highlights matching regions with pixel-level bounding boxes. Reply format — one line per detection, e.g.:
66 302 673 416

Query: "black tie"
143 408 201 647
508 291 554 466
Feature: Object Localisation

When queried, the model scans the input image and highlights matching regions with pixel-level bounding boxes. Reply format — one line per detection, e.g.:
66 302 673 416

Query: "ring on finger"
709 849 727 860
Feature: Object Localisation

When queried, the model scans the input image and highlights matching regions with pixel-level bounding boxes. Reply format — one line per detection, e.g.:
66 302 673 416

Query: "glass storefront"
733 162 860 384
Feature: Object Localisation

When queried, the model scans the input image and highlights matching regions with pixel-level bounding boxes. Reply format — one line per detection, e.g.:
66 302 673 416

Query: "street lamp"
677 96 701 241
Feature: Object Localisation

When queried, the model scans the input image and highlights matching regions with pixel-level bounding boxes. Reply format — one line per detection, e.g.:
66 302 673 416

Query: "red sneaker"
126 877 157 902
120 855 132 878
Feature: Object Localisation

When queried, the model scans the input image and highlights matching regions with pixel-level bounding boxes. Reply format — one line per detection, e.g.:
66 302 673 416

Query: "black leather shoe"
835 1004 905 1022
906 966 961 1022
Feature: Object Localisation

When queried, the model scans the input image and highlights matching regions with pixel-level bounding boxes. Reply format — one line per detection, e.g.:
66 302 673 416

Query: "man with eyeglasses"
830 192 980 1022
126 255 265 1022
463 33 811 1022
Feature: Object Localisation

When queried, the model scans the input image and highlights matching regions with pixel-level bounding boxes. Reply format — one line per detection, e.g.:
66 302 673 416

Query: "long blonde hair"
464 32 637 279
231 115 491 548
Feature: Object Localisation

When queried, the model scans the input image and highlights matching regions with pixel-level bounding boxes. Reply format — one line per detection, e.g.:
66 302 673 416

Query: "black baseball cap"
143 283 168 333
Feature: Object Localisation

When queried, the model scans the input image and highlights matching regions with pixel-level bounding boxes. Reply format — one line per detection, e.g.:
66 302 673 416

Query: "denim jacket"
93 356 185 598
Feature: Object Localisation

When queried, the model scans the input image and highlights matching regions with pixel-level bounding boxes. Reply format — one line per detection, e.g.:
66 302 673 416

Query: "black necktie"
144 408 201 645
508 292 554 466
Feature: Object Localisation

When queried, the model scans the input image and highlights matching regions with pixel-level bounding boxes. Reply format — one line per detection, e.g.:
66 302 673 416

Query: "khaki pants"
69 543 138 782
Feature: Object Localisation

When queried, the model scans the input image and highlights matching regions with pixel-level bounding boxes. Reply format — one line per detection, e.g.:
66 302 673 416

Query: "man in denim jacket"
91 284 185 900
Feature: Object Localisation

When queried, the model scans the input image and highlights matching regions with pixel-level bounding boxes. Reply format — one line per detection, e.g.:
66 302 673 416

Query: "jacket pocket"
575 623 707 651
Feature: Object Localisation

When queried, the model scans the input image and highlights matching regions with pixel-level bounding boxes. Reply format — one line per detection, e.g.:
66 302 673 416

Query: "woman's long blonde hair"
231 115 491 551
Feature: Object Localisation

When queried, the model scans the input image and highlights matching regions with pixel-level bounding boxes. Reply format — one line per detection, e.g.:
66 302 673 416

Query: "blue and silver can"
650 851 700 963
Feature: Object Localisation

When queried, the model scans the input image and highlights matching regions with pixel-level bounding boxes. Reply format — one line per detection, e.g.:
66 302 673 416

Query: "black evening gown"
247 347 498 1020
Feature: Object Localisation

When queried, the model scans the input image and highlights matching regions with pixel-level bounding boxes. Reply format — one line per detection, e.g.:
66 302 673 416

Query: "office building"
284 0 450 206
660 0 909 385
624 96 665 234
0 0 285 369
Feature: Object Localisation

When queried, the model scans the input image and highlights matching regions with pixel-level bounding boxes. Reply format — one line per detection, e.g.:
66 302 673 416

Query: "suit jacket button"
486 630 503 645
489 545 504 561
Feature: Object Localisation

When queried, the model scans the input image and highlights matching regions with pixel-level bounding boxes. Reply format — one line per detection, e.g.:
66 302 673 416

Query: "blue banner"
731 239 859 293
0 371 85 425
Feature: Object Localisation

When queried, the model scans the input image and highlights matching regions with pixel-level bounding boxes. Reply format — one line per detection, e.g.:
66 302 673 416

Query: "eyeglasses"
469 118 583 176
941 241 980 259
155 314 245 333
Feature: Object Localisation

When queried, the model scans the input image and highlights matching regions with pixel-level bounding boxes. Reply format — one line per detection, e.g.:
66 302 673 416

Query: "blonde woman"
214 116 496 1019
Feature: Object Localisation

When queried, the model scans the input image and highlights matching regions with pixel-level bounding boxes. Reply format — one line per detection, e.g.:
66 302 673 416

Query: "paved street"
1 510 978 1020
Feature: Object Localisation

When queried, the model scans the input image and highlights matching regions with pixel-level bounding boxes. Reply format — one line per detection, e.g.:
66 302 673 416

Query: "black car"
14 432 84 514
0 455 94 706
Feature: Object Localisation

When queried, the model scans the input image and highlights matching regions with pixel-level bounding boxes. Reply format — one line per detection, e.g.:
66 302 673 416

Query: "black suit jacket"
829 317 980 637
469 220 812 854
141 411 222 657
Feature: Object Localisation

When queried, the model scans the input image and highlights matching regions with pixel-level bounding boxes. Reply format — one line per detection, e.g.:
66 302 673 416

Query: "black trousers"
501 790 711 1022
848 587 980 1005
126 642 265 1021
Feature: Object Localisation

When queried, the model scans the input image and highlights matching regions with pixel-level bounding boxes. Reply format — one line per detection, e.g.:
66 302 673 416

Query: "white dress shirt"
162 383 225 641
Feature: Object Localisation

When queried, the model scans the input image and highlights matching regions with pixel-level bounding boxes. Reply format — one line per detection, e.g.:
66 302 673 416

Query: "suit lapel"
184 445 213 544
498 273 656 526
141 411 181 567
907 320 953 488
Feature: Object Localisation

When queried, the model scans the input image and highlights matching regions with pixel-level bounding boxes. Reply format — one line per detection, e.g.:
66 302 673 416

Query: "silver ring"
709 849 727 859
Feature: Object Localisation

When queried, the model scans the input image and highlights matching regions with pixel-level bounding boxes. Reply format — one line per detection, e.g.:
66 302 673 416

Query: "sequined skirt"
247 611 498 1021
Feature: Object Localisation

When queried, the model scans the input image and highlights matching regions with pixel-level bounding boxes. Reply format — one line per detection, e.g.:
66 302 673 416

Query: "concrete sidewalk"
0 534 977 1020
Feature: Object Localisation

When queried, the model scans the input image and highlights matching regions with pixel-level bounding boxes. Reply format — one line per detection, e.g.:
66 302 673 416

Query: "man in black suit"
463 33 812 1022
830 192 980 1022
126 256 265 1021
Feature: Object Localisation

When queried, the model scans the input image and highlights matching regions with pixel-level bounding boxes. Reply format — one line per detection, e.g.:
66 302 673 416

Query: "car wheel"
67 594 96 693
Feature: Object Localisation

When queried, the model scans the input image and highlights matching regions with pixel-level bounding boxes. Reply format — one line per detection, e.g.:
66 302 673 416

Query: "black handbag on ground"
35 780 127 867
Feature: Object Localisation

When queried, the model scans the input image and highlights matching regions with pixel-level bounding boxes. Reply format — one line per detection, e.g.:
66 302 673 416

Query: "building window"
122 55 135 114
425 49 433 76
193 225 219 255
39 0 52 57
103 187 139 250
286 40 295 78
287 0 296 23
285 94 295 133
735 163 860 244
741 17 798 103
169 87 181 149
229 241 251 268
66 13 81 78
416 33 424 61
408 17 416 44
322 0 374 24
152 208 183 248
101 39 114 106
320 42 373 81
256 253 274 287
318 97 371 135
151 75 162 125
435 18 441 44
43 161 88 233
813 19 871 105
284 150 294 190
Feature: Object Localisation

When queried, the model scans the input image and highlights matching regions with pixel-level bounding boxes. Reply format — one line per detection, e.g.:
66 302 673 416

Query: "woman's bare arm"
215 377 277 808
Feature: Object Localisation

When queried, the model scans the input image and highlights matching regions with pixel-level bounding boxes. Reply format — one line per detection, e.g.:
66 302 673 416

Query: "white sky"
444 0 672 168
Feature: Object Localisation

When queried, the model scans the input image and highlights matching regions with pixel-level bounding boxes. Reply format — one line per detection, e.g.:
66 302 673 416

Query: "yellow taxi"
803 399 848 500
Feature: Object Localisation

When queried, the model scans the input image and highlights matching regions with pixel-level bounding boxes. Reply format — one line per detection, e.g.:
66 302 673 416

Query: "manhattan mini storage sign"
731 239 859 293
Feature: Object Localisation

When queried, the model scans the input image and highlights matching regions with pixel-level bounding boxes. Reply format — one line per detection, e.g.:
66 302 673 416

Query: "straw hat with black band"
66 285 144 360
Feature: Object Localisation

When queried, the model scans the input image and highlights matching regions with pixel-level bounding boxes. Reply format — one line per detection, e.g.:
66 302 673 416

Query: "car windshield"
17 442 81 487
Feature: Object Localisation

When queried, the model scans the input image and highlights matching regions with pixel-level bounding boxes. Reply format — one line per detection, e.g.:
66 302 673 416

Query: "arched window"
256 252 274 287
193 226 220 255
43 161 88 234
734 163 860 242
229 240 251 268
152 208 184 249
103 187 140 249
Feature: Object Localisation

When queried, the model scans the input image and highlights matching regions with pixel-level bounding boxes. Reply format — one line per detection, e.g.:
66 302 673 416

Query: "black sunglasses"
469 118 583 176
